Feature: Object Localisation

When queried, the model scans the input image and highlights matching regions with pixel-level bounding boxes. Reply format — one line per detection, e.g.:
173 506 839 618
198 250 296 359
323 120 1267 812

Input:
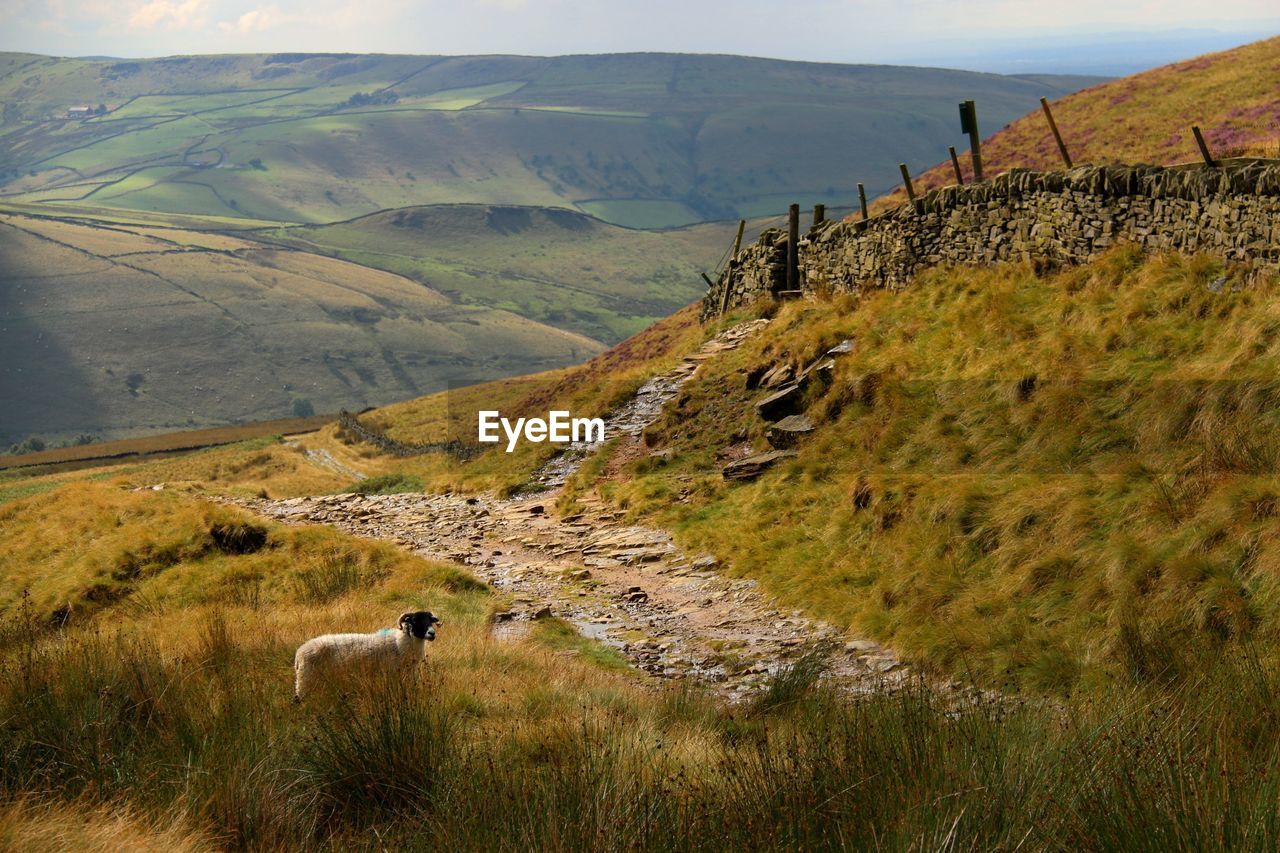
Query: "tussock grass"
349 472 424 495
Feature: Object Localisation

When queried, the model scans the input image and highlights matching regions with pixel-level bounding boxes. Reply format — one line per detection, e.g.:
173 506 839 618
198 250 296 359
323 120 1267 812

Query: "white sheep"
293 610 441 701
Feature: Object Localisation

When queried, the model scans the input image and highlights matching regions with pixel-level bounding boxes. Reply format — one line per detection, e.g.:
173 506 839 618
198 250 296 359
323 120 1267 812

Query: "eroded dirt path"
239 321 905 696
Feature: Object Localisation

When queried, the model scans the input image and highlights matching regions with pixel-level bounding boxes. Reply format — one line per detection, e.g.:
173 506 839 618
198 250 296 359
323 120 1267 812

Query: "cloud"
127 0 210 30
219 4 283 33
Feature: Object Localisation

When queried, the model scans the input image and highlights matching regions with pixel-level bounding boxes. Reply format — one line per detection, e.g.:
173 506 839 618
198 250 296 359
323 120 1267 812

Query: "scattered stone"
532 606 553 620
797 358 835 384
755 384 803 421
759 362 794 389
765 414 815 448
723 450 798 481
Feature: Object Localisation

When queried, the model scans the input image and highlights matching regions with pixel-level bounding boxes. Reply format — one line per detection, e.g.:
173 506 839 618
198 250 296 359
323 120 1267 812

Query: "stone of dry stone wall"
702 161 1280 319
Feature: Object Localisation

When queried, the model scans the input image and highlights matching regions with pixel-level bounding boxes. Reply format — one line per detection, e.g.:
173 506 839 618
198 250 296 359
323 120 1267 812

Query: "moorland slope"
875 35 1280 209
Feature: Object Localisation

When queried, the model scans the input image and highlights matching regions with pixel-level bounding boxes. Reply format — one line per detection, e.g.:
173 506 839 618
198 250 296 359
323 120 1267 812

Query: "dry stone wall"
704 162 1280 319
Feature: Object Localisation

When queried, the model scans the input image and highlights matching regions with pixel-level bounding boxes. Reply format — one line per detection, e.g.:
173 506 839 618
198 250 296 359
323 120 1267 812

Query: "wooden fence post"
1192 126 1217 167
1039 97 1073 168
948 146 964 185
812 204 825 227
960 100 983 181
787 203 800 292
719 219 747 316
857 183 869 220
899 163 921 213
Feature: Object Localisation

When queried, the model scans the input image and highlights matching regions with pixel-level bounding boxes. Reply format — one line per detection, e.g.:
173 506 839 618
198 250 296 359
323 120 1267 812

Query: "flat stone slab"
755 384 803 421
723 450 799 481
766 414 815 448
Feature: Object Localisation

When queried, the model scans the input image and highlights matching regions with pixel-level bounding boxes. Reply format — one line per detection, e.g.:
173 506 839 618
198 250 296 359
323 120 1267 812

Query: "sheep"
293 610 441 702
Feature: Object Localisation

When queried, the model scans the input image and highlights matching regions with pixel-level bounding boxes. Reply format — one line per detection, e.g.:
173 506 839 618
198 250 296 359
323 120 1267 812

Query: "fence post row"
728 99 1235 310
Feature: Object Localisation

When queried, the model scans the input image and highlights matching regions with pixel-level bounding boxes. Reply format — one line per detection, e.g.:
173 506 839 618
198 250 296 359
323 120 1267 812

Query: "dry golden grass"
303 302 714 496
0 797 212 853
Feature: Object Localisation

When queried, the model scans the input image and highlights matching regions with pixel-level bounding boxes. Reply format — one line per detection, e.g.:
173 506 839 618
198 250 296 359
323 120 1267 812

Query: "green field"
0 52 1105 228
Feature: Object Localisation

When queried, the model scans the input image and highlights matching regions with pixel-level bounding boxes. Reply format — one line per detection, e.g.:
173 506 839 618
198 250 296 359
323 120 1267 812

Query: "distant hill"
875 36 1280 209
0 52 1104 228
0 212 604 445
261 204 753 343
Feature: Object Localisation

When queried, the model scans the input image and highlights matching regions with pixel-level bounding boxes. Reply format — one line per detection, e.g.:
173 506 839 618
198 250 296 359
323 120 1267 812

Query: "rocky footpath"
235 319 904 697
242 488 904 698
529 319 770 489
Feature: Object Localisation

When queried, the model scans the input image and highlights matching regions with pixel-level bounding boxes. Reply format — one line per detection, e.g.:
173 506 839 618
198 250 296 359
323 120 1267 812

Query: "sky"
1 0 1278 74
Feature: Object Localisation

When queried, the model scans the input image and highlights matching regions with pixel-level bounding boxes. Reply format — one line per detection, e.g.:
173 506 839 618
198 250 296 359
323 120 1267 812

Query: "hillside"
0 212 603 446
875 35 1280 209
293 247 1280 692
0 52 1103 228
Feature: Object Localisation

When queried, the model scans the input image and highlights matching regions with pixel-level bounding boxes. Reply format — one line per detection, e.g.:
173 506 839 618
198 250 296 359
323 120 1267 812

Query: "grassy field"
0 51 1104 228
0 211 603 447
874 35 1280 210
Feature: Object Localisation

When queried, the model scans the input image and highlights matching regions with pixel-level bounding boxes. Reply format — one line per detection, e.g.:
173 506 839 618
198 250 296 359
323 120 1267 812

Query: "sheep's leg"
294 655 307 703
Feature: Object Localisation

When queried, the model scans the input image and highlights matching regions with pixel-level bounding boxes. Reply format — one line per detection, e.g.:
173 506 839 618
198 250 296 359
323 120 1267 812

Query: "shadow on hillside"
0 222 107 448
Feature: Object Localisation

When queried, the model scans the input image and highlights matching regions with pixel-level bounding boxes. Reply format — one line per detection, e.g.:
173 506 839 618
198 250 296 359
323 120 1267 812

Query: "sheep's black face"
399 610 441 641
